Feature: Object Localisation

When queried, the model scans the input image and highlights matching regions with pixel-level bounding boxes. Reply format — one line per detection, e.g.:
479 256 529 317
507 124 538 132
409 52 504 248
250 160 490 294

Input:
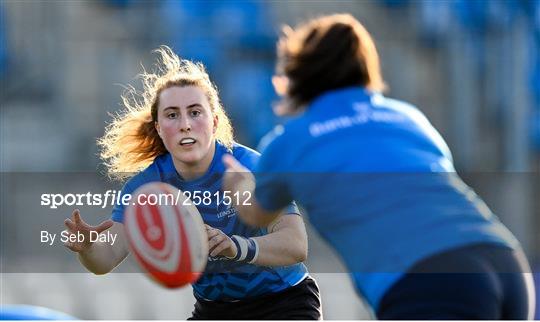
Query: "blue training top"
254 87 519 309
112 142 308 301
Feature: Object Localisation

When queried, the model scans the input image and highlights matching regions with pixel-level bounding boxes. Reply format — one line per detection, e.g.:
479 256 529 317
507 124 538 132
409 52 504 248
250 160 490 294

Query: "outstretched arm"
253 214 308 266
220 154 307 266
207 214 308 267
222 154 282 228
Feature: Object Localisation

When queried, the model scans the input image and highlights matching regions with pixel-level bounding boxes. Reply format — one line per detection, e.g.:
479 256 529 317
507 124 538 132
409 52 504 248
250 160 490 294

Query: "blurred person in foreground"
0 305 75 320
223 13 536 319
63 46 322 320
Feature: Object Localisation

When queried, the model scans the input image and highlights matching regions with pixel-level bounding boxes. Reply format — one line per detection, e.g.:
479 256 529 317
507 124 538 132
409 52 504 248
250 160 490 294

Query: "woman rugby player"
64 46 322 320
223 14 536 319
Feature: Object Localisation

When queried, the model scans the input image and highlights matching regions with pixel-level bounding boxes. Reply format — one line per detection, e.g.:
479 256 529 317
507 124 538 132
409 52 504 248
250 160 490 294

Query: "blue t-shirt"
112 142 308 301
254 87 519 309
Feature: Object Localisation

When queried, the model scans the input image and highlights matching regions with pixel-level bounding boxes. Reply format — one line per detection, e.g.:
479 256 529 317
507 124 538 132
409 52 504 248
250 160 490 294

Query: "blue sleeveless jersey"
112 142 308 301
254 87 519 309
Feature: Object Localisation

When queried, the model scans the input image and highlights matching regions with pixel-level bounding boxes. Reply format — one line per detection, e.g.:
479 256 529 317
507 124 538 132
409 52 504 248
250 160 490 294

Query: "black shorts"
377 243 536 320
188 276 322 320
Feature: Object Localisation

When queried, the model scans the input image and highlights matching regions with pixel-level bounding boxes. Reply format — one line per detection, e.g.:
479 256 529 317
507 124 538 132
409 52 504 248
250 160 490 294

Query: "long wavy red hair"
98 46 233 181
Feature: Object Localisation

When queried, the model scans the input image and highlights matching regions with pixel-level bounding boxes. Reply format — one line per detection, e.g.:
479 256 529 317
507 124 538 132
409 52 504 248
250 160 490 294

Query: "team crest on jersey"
216 205 237 219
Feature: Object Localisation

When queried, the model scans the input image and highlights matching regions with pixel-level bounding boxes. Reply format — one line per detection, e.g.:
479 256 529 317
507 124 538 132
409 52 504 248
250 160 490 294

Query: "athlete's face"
155 86 218 176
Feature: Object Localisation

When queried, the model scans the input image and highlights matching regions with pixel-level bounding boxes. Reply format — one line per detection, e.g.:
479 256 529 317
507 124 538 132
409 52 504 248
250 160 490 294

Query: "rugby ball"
124 182 208 288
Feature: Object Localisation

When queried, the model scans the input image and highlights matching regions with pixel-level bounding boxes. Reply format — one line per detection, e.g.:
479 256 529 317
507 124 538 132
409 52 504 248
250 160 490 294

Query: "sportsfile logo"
40 190 252 209
41 190 134 209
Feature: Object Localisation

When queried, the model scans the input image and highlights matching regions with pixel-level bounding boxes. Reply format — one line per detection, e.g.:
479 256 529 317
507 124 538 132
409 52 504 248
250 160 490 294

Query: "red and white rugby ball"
124 182 208 288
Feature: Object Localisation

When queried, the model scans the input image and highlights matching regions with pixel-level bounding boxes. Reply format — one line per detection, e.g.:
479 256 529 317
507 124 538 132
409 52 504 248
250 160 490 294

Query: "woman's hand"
222 154 255 204
222 154 281 228
63 209 114 253
205 224 237 258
